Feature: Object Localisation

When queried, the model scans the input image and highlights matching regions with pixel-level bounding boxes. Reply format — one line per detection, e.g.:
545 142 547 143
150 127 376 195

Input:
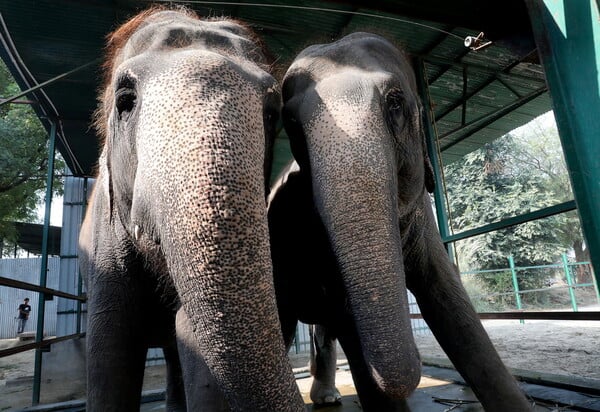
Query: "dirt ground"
1 312 599 411
414 316 600 383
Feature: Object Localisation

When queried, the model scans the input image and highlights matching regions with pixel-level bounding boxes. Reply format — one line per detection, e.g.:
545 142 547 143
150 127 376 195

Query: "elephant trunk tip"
371 356 421 399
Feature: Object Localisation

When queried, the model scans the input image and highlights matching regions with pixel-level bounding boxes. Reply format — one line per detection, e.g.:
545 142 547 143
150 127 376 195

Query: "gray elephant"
267 32 533 411
78 7 304 411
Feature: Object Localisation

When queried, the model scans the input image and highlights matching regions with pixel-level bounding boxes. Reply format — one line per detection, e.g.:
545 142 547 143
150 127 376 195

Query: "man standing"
17 298 31 334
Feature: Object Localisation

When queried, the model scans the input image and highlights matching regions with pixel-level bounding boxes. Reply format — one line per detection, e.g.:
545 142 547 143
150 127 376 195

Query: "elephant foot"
310 383 342 407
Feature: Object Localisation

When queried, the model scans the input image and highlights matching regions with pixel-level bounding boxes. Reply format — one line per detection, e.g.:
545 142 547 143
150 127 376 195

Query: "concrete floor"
12 353 597 411
295 368 486 412
137 365 598 412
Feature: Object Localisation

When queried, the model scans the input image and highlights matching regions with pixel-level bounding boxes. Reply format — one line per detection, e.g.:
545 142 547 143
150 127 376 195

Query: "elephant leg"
409 271 532 411
336 319 411 412
163 344 187 412
406 217 532 411
175 309 230 412
281 316 298 351
86 287 147 411
309 324 341 406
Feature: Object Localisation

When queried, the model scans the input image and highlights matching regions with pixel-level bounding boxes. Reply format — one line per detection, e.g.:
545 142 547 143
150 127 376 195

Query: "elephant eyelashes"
115 76 138 121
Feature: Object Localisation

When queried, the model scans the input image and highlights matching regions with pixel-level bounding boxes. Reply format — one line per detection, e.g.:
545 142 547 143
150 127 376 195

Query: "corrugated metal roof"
0 0 551 175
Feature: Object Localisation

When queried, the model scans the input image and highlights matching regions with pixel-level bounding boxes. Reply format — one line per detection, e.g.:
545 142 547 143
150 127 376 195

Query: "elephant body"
268 32 532 411
79 7 304 411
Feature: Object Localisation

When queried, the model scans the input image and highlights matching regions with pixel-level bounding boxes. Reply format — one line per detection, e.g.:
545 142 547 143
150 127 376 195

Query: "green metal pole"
508 256 524 324
32 120 56 405
562 253 578 312
415 59 452 251
526 0 600 286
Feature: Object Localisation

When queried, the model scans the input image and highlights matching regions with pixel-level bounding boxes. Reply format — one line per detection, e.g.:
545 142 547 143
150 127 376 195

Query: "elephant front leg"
309 324 342 406
409 270 532 411
175 309 230 412
163 344 187 412
406 215 533 411
86 287 148 411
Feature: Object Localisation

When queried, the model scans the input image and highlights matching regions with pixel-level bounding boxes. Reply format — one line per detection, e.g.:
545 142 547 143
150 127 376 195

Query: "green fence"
460 254 600 317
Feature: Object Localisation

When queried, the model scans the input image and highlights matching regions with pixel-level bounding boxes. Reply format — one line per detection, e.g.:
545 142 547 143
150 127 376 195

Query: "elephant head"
274 32 531 411
280 32 428 398
79 7 303 411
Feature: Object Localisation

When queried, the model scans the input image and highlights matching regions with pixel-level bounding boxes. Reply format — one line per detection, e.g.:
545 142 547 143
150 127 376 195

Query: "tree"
510 117 591 283
443 114 583 307
0 59 64 256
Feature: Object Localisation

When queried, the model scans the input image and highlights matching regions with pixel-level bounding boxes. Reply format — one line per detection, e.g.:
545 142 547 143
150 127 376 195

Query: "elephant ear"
419 112 435 193
413 97 435 194
387 88 436 194
423 142 435 194
282 100 312 174
262 89 281 199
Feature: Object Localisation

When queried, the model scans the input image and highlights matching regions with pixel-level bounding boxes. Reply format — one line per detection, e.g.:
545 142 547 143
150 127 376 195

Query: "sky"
35 195 64 227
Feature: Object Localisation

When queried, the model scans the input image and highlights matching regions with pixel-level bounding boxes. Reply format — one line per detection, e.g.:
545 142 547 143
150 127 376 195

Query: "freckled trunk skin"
135 58 303 411
305 102 421 399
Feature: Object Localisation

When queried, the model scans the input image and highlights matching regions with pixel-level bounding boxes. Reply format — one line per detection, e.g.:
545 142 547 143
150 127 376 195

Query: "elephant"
78 6 305 411
267 32 533 411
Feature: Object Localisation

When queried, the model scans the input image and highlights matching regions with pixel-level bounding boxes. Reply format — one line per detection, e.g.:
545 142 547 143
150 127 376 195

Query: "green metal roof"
0 0 551 177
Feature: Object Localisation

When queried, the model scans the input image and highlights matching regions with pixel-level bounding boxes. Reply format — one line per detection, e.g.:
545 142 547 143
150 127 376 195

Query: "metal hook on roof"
464 32 492 51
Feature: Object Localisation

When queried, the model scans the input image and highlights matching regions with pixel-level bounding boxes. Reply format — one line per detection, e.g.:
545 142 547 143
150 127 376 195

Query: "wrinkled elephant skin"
268 32 532 411
79 7 304 412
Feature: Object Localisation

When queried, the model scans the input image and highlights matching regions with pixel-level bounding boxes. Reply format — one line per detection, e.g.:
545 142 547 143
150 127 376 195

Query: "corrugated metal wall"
0 257 60 339
56 176 88 337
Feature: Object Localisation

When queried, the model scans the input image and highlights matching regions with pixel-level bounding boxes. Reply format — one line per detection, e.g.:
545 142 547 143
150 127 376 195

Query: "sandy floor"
1 314 598 411
415 317 600 383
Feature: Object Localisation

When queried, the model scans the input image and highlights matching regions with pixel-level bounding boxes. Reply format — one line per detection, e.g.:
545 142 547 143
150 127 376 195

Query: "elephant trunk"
306 102 421 398
133 56 302 411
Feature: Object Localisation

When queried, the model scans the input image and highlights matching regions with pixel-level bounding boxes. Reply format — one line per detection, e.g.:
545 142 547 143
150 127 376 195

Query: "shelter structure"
0 0 599 409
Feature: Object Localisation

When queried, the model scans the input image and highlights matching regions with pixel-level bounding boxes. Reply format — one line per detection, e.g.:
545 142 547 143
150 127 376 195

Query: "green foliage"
0 59 64 252
444 113 585 305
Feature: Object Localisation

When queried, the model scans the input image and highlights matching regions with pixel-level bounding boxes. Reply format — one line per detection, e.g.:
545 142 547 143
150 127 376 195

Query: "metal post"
32 120 56 405
508 256 524 324
562 253 578 312
415 58 452 253
526 0 600 286
76 177 88 334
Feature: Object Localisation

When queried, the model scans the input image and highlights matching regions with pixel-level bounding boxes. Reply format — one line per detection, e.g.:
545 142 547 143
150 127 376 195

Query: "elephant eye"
115 75 137 121
386 88 407 134
385 89 407 134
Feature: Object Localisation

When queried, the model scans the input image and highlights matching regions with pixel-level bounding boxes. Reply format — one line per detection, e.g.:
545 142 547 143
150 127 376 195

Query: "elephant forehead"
138 54 265 141
119 13 264 67
120 47 273 89
287 32 416 91
133 57 266 172
286 69 388 123
305 96 387 143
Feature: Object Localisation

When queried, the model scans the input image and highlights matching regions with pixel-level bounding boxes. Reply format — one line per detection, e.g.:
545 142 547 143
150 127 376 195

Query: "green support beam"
526 0 600 284
32 120 56 405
